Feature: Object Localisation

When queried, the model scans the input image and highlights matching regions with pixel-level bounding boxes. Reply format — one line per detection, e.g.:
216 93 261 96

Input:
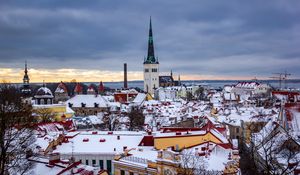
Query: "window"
85 160 89 165
40 99 44 105
130 172 134 175
236 128 239 133
107 160 112 174
145 69 149 72
99 160 103 169
152 68 157 72
92 160 96 166
79 159 82 163
121 170 125 175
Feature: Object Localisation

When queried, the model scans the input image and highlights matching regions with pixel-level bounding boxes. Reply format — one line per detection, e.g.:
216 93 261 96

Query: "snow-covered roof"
55 131 144 155
35 86 54 98
133 93 146 105
66 95 109 108
235 82 259 89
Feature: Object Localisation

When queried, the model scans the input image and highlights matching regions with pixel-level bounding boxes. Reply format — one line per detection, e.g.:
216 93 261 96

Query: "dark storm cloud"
0 0 299 78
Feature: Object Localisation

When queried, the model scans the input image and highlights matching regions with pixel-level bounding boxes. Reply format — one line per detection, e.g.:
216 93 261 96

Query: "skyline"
1 0 300 82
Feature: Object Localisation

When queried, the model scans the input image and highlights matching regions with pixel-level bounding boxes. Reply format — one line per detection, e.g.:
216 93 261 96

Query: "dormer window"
94 103 99 108
68 103 73 108
81 103 86 107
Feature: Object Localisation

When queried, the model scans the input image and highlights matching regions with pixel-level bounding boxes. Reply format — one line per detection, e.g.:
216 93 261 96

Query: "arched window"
40 99 44 105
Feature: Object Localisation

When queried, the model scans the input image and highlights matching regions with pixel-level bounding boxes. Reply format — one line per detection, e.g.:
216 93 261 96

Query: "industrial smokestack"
124 63 128 89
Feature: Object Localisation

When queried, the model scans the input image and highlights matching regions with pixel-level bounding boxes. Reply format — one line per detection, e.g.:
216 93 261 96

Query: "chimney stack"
124 63 128 89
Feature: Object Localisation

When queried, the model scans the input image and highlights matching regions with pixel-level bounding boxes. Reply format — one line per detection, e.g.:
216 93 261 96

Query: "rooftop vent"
83 138 89 142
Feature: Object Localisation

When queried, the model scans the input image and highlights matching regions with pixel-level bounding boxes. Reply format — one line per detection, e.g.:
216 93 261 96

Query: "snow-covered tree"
178 149 209 175
0 84 36 175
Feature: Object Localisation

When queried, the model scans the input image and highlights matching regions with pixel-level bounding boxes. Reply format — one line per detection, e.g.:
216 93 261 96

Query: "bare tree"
186 92 193 102
251 123 300 175
128 107 144 131
103 112 121 131
194 87 205 100
33 108 57 122
0 83 37 175
178 149 210 175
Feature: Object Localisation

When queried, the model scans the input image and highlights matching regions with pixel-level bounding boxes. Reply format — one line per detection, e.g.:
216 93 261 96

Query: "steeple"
21 60 31 96
170 69 173 78
23 60 29 84
144 17 158 64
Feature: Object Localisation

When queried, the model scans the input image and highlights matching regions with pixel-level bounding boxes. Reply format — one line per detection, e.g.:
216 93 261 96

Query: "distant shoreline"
7 79 300 84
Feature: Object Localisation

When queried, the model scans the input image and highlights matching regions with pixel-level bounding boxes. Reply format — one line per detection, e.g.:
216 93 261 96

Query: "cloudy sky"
0 0 299 82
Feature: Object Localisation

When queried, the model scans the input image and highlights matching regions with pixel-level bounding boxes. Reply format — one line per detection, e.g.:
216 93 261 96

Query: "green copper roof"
144 17 159 64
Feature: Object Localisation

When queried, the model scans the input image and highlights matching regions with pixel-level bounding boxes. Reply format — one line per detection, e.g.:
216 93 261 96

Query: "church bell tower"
21 60 31 96
143 17 159 94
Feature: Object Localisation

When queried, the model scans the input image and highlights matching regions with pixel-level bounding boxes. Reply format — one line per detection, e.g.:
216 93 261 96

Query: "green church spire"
144 17 158 64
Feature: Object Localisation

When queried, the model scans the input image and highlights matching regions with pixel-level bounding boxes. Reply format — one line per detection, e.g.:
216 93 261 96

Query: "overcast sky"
0 0 299 82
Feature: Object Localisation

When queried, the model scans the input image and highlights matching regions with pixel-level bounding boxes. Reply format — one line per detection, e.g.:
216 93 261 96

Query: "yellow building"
113 129 240 175
33 103 74 121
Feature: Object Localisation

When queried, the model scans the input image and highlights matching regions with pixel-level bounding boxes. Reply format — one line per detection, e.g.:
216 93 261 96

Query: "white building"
154 87 177 101
55 131 145 175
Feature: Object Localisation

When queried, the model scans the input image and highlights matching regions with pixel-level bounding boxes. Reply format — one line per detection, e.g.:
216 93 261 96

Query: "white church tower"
144 17 159 94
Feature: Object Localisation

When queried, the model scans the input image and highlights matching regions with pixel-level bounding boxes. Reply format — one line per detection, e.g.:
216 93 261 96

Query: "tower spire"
144 17 158 64
23 60 29 83
25 60 28 74
22 60 31 96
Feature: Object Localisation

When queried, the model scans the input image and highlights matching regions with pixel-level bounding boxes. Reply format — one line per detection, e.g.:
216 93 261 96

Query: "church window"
145 69 149 72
